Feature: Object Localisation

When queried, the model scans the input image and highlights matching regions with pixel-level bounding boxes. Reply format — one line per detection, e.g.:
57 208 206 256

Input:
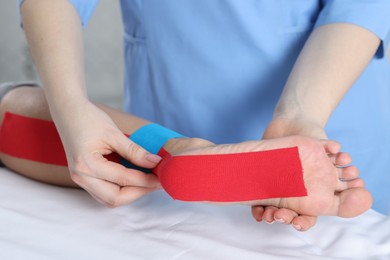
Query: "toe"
331 152 352 166
338 165 359 180
321 140 341 155
346 178 365 188
251 206 265 222
262 206 278 224
291 215 317 231
336 188 373 218
336 177 365 191
273 208 298 224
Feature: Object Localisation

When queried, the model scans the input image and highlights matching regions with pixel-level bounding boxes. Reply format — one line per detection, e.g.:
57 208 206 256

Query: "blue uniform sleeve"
18 0 99 28
315 0 390 58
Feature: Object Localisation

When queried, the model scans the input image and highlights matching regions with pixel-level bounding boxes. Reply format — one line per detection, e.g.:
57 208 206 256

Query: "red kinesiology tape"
0 112 68 166
153 148 307 202
0 112 307 202
0 112 123 166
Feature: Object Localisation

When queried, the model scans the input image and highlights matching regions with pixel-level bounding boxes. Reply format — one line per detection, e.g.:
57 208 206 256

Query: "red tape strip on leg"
0 112 68 166
153 148 306 202
0 112 122 166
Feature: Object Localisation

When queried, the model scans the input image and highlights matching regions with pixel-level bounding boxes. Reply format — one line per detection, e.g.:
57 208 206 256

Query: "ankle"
163 137 214 155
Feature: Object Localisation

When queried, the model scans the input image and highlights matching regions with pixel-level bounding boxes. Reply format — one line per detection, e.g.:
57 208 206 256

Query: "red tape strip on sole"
154 148 306 202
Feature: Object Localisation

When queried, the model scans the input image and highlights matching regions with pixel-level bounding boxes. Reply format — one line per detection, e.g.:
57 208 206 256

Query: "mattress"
0 167 389 260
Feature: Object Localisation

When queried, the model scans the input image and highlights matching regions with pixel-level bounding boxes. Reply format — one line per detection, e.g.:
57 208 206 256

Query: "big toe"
337 188 373 218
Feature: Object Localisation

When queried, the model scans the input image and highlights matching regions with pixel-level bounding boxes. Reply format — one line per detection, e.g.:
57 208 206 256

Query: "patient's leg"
0 86 149 187
0 87 75 186
0 87 371 219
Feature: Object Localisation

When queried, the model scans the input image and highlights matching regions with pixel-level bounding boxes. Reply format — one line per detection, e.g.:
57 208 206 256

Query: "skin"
255 23 381 230
0 87 372 218
19 0 379 230
20 0 163 206
166 136 371 218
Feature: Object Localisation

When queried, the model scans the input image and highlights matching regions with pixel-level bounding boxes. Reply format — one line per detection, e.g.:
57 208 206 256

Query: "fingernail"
275 218 285 223
255 218 262 223
146 154 162 163
292 224 302 231
265 220 275 225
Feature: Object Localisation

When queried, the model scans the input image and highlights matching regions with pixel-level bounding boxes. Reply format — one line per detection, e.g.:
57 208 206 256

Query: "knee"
0 86 48 122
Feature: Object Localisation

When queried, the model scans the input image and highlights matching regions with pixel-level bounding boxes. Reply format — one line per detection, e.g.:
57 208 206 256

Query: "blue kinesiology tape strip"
129 124 185 154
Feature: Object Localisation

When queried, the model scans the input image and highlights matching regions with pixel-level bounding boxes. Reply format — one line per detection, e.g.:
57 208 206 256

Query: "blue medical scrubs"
20 0 390 215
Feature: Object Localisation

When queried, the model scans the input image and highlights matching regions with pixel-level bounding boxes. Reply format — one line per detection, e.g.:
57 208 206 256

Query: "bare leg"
0 86 149 187
0 87 372 219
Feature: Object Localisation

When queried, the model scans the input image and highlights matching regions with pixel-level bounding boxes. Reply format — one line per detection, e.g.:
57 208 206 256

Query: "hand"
55 100 162 207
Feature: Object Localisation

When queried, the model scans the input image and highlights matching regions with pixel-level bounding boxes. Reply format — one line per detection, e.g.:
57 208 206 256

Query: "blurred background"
1 2 389 111
0 1 123 109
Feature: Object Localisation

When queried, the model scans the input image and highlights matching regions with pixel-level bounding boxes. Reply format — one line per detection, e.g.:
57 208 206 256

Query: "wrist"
46 93 90 119
272 104 327 128
264 116 327 140
46 89 88 109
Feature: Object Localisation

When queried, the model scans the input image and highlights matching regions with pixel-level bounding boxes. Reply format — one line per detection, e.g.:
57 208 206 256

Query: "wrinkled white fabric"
0 168 389 260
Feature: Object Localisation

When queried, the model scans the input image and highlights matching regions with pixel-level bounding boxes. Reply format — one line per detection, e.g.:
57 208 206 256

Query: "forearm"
21 0 87 119
19 1 206 158
275 23 380 127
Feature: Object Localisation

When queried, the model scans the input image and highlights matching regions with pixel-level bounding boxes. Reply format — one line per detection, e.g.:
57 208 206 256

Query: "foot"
253 143 360 231
162 136 372 218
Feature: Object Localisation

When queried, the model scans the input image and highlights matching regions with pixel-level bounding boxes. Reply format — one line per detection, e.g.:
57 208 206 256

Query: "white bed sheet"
0 167 389 260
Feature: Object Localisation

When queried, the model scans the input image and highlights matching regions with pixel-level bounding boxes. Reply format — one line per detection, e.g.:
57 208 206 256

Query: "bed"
1 167 389 260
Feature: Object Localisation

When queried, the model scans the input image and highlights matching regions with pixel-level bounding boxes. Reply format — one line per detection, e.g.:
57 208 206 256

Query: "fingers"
112 133 162 168
78 175 157 207
88 154 160 188
70 151 162 207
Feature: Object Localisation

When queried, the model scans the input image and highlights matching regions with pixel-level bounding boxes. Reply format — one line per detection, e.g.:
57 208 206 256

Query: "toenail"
292 224 302 230
265 220 275 224
275 218 285 223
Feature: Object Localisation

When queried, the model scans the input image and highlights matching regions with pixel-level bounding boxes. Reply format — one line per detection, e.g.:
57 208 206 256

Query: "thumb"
112 133 162 168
